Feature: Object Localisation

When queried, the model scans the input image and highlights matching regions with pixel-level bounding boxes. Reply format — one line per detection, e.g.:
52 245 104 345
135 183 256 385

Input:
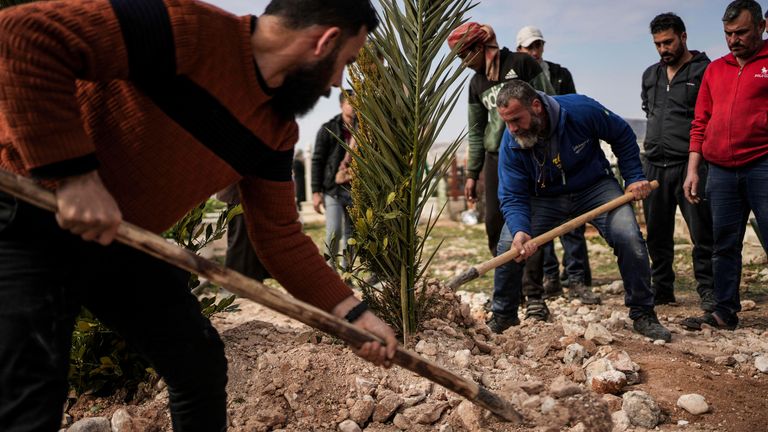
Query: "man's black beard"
271 45 339 119
660 43 685 66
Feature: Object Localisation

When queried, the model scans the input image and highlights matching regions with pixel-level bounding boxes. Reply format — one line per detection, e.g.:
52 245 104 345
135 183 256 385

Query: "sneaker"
567 281 601 305
525 299 550 322
633 313 672 342
486 313 520 334
680 312 737 331
543 277 564 299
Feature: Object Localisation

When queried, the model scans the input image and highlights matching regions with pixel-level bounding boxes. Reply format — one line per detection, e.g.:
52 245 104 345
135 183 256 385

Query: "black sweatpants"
0 192 228 432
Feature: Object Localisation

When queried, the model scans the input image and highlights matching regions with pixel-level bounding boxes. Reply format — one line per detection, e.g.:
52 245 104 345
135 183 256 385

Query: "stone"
372 394 403 423
455 400 483 430
611 410 631 432
402 402 449 424
348 396 375 425
67 417 111 432
354 377 377 396
622 390 661 428
522 395 541 409
584 358 615 384
569 423 587 432
591 370 627 395
454 349 472 368
755 355 768 373
111 409 134 432
677 394 709 415
540 396 557 414
715 356 736 366
415 340 438 356
741 300 757 311
549 375 582 398
338 419 362 432
653 339 666 345
605 280 624 295
601 394 623 412
563 343 588 366
392 413 411 430
562 323 586 337
605 350 640 384
585 323 614 345
577 306 591 315
519 380 545 395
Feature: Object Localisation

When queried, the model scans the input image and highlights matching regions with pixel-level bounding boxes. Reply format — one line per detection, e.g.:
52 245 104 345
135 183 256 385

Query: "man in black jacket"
515 25 592 305
641 13 714 310
311 90 356 270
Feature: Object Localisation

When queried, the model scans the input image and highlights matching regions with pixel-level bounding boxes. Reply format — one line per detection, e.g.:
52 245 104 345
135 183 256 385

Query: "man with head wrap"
448 22 554 260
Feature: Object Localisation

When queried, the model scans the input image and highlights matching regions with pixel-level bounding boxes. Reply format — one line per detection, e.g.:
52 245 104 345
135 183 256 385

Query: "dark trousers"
540 227 592 284
226 213 269 282
483 152 504 256
706 157 768 324
0 193 228 432
642 161 714 308
494 178 654 320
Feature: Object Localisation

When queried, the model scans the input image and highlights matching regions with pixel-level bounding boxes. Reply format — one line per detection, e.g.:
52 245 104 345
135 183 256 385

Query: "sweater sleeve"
689 67 713 154
239 175 353 312
0 0 133 177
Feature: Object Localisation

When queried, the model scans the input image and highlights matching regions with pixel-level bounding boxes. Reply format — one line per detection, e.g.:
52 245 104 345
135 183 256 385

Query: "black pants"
483 152 505 256
642 161 714 306
226 213 269 282
0 193 227 432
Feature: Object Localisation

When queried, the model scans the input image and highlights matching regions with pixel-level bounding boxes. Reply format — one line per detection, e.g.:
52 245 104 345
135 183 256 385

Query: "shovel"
446 180 659 290
0 169 522 422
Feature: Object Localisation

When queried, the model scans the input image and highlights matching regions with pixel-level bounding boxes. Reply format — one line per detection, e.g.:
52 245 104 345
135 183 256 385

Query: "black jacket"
641 51 710 166
311 114 349 197
546 61 576 95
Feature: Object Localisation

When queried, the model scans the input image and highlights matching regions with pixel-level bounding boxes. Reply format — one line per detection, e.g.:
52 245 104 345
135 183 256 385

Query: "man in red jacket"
682 0 768 331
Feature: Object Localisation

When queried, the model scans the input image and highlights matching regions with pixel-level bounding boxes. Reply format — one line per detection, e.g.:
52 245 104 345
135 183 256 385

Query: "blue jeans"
493 178 654 320
324 192 353 270
0 193 227 432
706 157 768 325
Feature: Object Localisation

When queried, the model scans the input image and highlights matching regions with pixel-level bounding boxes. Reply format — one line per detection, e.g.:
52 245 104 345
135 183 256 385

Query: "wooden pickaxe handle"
446 180 659 290
0 169 522 422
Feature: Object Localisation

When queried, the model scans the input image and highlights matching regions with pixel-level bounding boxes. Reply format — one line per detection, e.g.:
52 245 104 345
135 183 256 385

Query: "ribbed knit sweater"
0 0 353 311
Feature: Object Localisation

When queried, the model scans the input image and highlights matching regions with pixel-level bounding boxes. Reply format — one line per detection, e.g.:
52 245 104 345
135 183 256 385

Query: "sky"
205 0 749 151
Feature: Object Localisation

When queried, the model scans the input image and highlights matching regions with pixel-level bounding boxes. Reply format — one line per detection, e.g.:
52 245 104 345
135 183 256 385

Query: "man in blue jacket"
487 80 671 342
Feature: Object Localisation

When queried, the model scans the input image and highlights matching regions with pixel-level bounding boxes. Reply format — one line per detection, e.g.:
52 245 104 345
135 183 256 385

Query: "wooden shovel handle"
447 180 659 289
0 169 521 422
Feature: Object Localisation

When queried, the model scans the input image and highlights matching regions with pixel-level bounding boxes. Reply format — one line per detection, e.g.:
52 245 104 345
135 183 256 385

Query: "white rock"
540 396 557 414
755 355 768 373
577 306 591 315
605 280 624 295
653 339 666 345
355 377 377 396
415 340 438 356
591 370 627 395
741 300 757 311
338 419 362 432
584 358 615 384
348 396 375 424
455 400 483 430
622 390 661 428
562 322 586 337
678 419 690 426
111 409 134 432
585 323 614 345
677 394 709 415
611 410 630 432
454 349 472 368
67 417 111 432
563 343 588 365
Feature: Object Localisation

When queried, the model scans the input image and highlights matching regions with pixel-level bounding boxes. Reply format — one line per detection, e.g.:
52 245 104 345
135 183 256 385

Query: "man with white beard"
486 80 672 343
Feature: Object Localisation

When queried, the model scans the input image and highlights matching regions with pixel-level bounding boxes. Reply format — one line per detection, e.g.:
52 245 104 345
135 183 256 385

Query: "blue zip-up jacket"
498 93 645 237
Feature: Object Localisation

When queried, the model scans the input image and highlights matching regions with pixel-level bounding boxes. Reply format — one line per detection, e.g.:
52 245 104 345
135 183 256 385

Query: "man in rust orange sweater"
0 0 397 430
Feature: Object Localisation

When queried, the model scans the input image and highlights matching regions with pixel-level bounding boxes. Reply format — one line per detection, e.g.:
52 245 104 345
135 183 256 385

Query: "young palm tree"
346 0 473 342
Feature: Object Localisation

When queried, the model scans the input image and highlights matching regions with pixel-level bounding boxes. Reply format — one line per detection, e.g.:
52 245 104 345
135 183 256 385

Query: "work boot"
632 313 672 342
486 313 520 334
542 276 564 299
525 298 550 322
567 281 601 305
699 290 716 312
653 291 677 306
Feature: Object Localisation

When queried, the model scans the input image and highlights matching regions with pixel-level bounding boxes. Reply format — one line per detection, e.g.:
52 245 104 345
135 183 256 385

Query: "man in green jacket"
448 22 554 257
